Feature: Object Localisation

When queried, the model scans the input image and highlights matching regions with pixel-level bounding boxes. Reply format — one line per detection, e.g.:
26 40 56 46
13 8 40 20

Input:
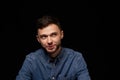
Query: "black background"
1 1 104 80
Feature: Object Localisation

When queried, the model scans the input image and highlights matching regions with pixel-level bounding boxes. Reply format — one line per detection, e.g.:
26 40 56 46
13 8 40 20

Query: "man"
16 15 91 80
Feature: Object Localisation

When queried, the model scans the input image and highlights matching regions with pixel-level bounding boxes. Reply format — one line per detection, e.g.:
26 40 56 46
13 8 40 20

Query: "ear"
61 30 64 39
36 35 41 43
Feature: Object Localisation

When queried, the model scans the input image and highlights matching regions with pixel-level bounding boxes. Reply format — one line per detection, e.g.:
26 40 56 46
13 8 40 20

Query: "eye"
51 33 57 37
40 35 47 40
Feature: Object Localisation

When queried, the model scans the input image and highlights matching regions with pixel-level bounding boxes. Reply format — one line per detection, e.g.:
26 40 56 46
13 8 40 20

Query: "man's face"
37 24 64 54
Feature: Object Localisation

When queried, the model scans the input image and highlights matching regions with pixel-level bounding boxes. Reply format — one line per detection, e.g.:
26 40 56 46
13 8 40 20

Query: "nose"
47 37 52 44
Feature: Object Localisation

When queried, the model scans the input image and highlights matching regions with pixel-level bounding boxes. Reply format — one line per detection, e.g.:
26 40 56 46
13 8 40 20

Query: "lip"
47 45 55 50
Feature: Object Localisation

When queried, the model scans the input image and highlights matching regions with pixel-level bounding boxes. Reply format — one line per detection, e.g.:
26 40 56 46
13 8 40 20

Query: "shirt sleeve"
16 55 33 80
76 53 91 80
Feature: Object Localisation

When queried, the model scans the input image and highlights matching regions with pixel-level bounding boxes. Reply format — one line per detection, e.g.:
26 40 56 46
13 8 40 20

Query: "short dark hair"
36 15 62 30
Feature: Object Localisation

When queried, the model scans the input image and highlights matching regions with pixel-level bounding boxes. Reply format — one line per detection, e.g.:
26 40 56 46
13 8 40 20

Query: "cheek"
40 41 46 47
39 40 45 44
54 37 61 43
37 38 45 45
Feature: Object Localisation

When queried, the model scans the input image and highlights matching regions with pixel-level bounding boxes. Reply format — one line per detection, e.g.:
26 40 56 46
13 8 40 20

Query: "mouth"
47 45 55 50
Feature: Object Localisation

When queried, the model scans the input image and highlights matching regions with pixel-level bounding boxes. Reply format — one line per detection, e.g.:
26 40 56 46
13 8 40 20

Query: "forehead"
37 24 60 35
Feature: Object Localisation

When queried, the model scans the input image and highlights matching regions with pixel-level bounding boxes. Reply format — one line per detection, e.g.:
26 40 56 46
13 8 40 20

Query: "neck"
50 46 62 58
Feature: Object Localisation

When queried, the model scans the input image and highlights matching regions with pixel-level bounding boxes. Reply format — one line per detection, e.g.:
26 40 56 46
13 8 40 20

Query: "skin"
37 24 64 58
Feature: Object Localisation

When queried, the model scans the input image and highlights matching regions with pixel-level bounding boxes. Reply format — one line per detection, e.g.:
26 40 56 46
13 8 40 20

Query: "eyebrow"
39 32 58 37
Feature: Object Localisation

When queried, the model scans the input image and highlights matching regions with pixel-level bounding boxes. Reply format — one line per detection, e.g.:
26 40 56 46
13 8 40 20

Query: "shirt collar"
41 47 65 63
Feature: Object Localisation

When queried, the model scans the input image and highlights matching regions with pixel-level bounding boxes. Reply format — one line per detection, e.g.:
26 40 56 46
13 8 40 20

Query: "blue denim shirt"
16 47 91 80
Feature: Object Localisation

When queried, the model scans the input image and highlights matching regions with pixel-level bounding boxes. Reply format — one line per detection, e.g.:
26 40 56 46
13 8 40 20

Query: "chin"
47 49 56 53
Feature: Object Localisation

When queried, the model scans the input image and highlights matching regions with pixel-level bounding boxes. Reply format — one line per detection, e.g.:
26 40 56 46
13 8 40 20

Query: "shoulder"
63 47 83 57
25 48 43 60
64 47 87 66
63 47 87 65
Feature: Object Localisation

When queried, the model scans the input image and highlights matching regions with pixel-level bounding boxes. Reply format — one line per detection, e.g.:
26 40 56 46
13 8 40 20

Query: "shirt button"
51 76 55 80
